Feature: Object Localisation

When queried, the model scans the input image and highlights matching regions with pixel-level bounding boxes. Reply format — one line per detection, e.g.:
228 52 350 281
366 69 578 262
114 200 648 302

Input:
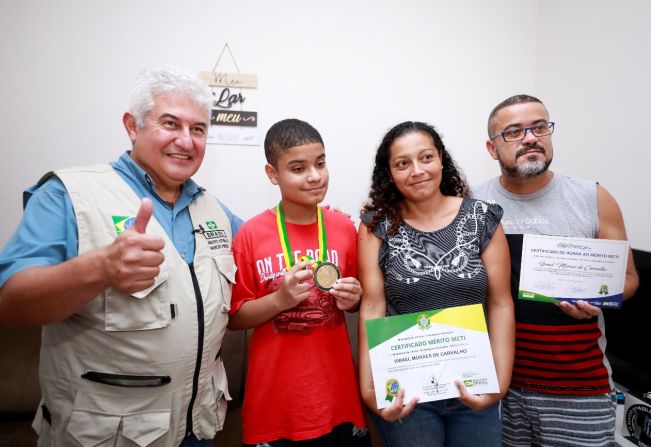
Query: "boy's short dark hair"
264 119 324 166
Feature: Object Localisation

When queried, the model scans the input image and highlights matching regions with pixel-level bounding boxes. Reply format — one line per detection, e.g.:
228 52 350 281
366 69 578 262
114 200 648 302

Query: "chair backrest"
0 326 41 413
603 248 651 391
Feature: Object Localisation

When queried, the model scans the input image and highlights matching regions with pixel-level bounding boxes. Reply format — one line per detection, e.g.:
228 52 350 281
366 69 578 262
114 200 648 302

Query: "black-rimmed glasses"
491 121 555 142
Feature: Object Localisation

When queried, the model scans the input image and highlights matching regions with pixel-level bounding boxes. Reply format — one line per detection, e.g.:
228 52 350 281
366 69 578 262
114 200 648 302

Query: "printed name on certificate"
366 304 499 408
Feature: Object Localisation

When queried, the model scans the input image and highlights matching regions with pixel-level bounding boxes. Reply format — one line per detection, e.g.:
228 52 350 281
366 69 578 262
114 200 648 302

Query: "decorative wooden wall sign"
203 43 260 146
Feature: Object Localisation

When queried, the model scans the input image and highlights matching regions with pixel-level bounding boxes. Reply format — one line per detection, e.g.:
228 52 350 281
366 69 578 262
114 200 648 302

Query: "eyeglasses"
491 121 555 142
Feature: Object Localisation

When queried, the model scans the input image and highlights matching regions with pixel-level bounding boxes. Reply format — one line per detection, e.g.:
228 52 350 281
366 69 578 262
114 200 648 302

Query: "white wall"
1 0 649 250
535 0 651 250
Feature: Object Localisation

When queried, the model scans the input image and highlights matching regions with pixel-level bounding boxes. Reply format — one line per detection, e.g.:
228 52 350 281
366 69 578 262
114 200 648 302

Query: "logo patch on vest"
194 220 230 250
112 215 136 235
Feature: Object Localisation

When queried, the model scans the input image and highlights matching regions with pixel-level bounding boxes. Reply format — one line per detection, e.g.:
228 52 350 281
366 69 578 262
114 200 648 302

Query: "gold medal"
313 261 341 291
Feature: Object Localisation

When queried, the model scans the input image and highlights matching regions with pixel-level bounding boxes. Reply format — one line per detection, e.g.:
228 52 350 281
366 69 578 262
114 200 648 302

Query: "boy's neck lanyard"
275 202 327 269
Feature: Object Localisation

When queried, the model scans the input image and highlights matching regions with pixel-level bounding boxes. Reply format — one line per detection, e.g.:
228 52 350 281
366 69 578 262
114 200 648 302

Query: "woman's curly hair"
362 121 469 235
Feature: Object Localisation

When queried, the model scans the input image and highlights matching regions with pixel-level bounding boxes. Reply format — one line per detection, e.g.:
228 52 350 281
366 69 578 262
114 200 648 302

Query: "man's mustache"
515 143 545 158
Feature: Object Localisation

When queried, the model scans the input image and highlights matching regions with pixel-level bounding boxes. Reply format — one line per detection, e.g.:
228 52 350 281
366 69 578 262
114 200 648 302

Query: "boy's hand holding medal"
274 260 314 311
330 277 363 311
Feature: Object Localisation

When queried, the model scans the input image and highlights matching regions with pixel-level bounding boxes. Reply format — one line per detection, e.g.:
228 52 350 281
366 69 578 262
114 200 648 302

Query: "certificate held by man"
519 234 629 308
366 304 499 409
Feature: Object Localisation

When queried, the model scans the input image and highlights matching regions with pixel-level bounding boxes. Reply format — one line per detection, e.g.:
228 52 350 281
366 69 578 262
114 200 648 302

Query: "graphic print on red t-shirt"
252 247 343 332
274 276 342 332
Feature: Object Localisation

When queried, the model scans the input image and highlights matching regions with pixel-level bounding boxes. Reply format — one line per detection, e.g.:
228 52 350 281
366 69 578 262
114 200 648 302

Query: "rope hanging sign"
200 43 257 88
201 43 260 146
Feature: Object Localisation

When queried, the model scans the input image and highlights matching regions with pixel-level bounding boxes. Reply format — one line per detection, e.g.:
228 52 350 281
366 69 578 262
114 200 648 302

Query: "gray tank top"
472 174 612 396
471 173 599 237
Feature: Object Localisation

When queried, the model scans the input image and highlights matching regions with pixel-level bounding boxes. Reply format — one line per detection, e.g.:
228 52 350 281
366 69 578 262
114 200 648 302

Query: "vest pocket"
32 400 53 445
212 354 232 409
66 389 171 447
196 356 231 437
213 254 236 312
104 264 170 331
81 371 171 387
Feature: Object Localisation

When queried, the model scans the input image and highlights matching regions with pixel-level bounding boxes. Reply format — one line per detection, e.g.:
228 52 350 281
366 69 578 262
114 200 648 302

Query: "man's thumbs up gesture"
132 197 154 234
104 198 165 293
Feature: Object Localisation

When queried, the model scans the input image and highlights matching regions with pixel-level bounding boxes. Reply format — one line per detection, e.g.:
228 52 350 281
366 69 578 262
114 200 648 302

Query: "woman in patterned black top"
358 122 514 447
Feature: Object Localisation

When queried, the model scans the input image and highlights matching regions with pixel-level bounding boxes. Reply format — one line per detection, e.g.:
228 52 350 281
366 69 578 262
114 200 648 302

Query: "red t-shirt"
230 208 366 444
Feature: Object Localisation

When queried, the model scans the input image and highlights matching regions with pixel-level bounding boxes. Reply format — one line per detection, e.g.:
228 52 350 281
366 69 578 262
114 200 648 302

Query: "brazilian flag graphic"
112 215 136 235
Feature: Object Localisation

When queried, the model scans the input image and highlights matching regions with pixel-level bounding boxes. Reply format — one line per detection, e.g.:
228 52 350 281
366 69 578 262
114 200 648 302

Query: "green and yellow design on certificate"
366 304 499 408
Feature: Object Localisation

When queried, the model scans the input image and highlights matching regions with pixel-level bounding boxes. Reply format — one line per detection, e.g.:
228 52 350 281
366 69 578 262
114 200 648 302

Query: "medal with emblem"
276 202 341 290
313 261 341 291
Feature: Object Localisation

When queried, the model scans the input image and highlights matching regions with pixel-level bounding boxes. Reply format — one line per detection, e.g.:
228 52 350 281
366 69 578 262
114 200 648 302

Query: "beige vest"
32 165 235 447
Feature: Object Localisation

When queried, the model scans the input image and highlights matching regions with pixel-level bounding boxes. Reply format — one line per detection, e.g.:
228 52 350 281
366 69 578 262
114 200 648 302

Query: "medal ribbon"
276 202 327 269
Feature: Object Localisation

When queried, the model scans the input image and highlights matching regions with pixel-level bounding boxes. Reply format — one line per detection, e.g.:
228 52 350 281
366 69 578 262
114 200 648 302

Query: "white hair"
128 66 212 128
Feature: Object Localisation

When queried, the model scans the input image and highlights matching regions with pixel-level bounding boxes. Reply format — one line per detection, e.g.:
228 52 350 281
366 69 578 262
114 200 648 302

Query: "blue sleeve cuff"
0 257 53 288
0 177 78 287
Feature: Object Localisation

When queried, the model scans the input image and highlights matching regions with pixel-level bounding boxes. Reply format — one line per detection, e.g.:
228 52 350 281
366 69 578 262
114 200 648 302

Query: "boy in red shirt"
228 119 370 447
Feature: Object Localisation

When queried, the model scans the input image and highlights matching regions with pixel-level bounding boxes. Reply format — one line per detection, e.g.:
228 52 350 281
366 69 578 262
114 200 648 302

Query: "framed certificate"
519 235 629 308
366 304 499 409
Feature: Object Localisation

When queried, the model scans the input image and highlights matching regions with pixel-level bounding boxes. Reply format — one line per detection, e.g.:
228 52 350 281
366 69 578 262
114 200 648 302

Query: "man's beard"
499 143 552 179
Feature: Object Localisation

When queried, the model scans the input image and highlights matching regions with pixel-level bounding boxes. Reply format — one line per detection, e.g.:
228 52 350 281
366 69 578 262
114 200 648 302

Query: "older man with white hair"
0 66 241 446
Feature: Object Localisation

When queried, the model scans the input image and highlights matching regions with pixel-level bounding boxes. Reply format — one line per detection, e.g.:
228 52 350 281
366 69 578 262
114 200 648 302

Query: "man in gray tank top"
473 94 639 447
